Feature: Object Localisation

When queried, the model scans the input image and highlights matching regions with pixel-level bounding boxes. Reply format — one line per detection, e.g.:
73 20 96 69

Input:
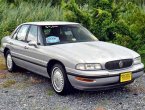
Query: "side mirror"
28 41 38 48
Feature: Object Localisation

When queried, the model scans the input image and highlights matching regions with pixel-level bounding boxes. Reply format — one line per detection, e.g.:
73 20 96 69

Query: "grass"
0 55 16 88
1 79 16 88
47 89 54 96
0 74 7 79
0 55 6 70
14 82 31 89
0 54 46 89
29 76 44 84
54 106 69 110
0 1 64 42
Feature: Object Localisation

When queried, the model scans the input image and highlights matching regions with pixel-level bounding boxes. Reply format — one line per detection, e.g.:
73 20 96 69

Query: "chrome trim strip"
12 55 47 68
11 51 47 64
11 51 47 68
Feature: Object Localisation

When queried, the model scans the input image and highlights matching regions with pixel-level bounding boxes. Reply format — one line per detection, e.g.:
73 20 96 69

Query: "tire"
5 50 17 72
51 63 73 95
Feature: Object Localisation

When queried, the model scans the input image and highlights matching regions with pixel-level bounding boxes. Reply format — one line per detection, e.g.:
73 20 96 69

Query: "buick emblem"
119 61 123 68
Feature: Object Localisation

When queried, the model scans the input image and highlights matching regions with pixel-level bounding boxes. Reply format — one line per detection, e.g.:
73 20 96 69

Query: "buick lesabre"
0 21 144 95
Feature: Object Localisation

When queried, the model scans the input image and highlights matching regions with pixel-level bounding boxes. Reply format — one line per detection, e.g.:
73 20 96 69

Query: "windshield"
41 24 98 45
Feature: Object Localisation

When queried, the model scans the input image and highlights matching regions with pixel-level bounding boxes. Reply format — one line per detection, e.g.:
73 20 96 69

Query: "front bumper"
67 64 144 91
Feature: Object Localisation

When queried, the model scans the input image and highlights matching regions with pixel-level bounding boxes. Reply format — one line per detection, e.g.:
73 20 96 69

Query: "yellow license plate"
120 72 132 82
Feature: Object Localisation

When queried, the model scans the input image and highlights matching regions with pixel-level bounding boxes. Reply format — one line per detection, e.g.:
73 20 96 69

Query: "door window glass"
12 27 20 39
16 25 29 41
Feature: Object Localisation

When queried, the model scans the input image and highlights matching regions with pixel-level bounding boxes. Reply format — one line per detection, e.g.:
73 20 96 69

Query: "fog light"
75 77 95 82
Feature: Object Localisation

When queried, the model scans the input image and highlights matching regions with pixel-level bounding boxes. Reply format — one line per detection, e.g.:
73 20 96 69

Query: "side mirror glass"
28 41 38 48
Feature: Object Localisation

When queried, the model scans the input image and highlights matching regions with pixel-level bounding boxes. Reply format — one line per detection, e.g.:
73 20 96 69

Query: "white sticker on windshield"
46 36 60 43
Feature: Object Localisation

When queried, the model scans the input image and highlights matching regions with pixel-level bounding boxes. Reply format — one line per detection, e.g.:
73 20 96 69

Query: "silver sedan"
0 21 144 95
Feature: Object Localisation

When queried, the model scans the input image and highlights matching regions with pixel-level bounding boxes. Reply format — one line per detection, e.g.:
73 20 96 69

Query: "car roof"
22 21 79 26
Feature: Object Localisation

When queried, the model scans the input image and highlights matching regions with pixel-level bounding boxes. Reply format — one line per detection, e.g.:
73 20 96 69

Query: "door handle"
24 46 29 49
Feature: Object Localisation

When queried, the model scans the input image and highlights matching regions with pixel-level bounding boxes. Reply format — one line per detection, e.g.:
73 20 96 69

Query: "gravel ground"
0 54 145 110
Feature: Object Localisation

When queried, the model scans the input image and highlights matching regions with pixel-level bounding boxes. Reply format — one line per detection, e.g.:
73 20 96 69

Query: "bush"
118 2 145 53
0 1 64 41
62 0 145 57
0 0 145 63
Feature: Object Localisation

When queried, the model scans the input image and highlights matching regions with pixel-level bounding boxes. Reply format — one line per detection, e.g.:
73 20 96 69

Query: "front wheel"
51 64 72 95
6 50 17 72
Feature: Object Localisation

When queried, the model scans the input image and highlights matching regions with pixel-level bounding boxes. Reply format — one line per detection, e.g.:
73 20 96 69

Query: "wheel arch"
4 47 10 57
47 59 66 77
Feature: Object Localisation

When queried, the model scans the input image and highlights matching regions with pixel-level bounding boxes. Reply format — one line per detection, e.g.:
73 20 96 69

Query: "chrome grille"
105 59 133 70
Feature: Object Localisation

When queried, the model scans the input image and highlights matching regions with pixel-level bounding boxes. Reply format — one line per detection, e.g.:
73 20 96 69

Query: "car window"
27 25 37 42
43 26 51 36
16 25 29 42
41 25 98 45
12 31 18 39
11 26 21 39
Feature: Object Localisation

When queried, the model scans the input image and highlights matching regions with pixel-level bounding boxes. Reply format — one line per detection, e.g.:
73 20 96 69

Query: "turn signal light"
75 77 95 82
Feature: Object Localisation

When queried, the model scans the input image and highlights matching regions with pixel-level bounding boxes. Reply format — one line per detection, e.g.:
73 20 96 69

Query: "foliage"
62 0 145 57
118 2 145 55
62 0 130 41
0 1 64 41
62 0 91 29
0 0 145 62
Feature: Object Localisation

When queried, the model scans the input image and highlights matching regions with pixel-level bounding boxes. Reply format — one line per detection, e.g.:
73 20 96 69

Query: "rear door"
11 25 30 67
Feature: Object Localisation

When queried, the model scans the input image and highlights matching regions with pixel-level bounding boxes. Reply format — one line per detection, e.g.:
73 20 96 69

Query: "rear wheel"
51 63 72 95
5 50 17 72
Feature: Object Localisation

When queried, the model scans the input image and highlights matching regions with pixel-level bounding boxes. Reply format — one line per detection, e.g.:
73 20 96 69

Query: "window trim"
26 24 38 44
13 24 30 42
11 24 44 45
11 25 22 39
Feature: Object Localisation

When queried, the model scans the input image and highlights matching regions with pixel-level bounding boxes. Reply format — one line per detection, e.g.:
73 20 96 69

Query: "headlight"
134 56 141 65
76 63 102 70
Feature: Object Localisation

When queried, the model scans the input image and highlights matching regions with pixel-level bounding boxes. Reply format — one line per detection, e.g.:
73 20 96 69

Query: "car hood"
47 41 139 63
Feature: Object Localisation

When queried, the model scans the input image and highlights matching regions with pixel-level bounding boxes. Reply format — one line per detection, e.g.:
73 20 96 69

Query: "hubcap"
51 67 64 93
7 54 13 70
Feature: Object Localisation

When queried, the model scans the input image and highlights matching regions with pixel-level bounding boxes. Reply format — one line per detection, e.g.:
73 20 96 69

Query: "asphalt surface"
0 54 145 110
